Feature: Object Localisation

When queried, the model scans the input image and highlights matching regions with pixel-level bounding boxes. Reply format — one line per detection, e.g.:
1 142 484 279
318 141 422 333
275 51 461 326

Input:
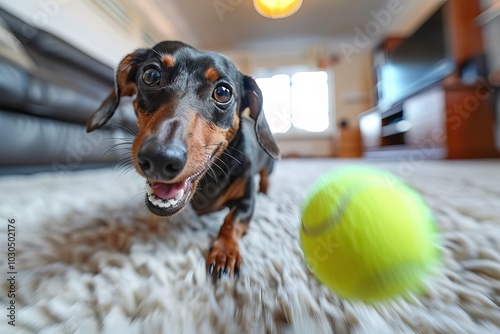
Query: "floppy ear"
242 76 281 160
86 49 148 132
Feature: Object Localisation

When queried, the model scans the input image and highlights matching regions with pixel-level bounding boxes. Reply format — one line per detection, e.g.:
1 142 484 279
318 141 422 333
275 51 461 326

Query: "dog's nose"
137 139 187 181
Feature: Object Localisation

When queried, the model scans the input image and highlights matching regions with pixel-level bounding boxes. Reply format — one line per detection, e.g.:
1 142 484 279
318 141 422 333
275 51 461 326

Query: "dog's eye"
212 85 232 105
142 68 161 86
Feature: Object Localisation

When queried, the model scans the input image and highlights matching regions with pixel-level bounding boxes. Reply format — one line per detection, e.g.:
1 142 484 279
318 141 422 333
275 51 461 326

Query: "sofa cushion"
0 8 117 124
0 14 116 124
0 17 35 70
0 110 127 166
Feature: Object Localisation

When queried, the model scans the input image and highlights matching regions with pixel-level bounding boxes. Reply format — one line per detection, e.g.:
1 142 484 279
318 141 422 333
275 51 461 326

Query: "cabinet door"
404 86 446 149
445 84 498 158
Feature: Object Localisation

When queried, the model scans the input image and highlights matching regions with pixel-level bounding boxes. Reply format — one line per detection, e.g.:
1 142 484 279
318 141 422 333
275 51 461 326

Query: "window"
256 70 331 135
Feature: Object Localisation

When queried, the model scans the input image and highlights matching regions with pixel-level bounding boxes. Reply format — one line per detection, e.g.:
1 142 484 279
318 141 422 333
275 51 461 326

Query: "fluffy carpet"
1 159 500 333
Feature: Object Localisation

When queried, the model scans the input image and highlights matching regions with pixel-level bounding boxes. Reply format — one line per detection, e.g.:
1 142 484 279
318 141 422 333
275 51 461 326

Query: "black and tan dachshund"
87 41 280 279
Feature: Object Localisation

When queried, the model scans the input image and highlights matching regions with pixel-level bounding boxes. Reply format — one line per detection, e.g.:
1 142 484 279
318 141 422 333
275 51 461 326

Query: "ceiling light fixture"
253 0 303 19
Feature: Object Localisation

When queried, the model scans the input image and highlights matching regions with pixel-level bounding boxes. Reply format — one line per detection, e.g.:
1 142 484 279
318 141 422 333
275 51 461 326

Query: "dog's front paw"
206 237 242 280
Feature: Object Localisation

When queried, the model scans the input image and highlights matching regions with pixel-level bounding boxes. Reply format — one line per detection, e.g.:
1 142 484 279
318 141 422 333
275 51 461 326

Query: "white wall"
0 0 193 67
0 0 142 66
332 52 374 130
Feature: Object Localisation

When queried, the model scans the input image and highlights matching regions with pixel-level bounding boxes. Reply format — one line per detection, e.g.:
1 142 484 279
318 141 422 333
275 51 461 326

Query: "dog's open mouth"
144 166 209 216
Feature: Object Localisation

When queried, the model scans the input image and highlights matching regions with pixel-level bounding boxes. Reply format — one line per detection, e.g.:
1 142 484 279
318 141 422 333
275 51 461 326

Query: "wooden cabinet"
404 83 497 159
444 81 498 158
361 82 498 159
337 127 362 158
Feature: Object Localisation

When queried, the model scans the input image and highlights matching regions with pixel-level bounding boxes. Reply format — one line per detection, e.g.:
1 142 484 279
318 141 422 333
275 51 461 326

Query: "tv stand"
360 81 498 159
380 103 405 146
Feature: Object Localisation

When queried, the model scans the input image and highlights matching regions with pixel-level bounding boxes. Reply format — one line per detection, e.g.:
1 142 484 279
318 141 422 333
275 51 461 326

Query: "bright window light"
291 71 329 132
256 71 330 134
256 75 292 134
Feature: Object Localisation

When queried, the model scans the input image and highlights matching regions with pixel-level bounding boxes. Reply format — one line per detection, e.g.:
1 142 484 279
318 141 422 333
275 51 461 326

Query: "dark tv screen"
379 6 455 107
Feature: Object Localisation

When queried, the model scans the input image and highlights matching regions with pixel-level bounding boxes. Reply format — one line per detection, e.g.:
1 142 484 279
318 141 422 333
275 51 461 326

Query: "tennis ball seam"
302 182 387 237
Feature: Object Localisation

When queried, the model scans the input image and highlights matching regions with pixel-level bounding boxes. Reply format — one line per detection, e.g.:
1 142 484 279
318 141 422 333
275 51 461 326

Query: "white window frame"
253 65 335 139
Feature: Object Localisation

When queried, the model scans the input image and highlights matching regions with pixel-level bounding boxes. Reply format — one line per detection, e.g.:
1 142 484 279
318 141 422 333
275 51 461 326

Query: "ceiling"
149 0 445 53
0 0 445 68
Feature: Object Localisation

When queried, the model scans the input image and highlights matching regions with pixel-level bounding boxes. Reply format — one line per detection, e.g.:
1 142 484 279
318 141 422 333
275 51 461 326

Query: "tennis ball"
300 166 440 303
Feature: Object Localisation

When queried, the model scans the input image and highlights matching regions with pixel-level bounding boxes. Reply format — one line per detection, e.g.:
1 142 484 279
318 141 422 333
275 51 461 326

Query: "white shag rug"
1 159 500 333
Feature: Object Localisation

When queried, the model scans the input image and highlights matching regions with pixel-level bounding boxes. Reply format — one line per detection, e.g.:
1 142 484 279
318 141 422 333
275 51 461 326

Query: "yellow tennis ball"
300 166 440 303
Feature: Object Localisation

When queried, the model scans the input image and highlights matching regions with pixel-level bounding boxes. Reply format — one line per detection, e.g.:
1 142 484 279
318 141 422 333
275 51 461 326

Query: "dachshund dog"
87 41 280 279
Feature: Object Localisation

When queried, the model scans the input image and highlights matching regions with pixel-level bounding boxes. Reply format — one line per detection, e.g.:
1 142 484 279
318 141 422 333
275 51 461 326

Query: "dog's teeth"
161 199 169 208
145 182 153 195
175 189 184 201
148 194 164 208
157 198 168 208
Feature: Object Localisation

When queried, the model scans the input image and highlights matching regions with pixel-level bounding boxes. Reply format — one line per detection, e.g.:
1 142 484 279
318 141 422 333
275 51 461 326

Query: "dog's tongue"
151 181 186 200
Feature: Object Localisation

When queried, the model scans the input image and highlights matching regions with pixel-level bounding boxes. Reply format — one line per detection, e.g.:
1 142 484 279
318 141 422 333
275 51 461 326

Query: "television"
377 5 455 108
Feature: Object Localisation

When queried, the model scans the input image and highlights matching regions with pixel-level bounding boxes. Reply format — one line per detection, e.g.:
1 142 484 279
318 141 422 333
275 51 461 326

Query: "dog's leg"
259 167 269 194
206 178 255 279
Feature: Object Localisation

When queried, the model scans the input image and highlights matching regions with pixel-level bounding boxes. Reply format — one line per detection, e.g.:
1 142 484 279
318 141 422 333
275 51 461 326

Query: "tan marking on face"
195 112 240 164
131 108 161 176
162 54 176 68
184 111 240 175
187 112 227 161
205 67 220 82
224 113 240 144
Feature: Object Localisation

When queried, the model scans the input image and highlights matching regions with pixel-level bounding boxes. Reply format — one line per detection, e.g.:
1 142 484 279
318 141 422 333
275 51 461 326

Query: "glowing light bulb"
253 0 303 19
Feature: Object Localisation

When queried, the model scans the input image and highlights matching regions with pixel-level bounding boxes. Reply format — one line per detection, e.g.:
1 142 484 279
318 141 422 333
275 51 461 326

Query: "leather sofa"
0 8 135 175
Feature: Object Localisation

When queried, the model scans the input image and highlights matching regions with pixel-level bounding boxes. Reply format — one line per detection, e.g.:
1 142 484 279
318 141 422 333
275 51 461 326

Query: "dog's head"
87 41 279 216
